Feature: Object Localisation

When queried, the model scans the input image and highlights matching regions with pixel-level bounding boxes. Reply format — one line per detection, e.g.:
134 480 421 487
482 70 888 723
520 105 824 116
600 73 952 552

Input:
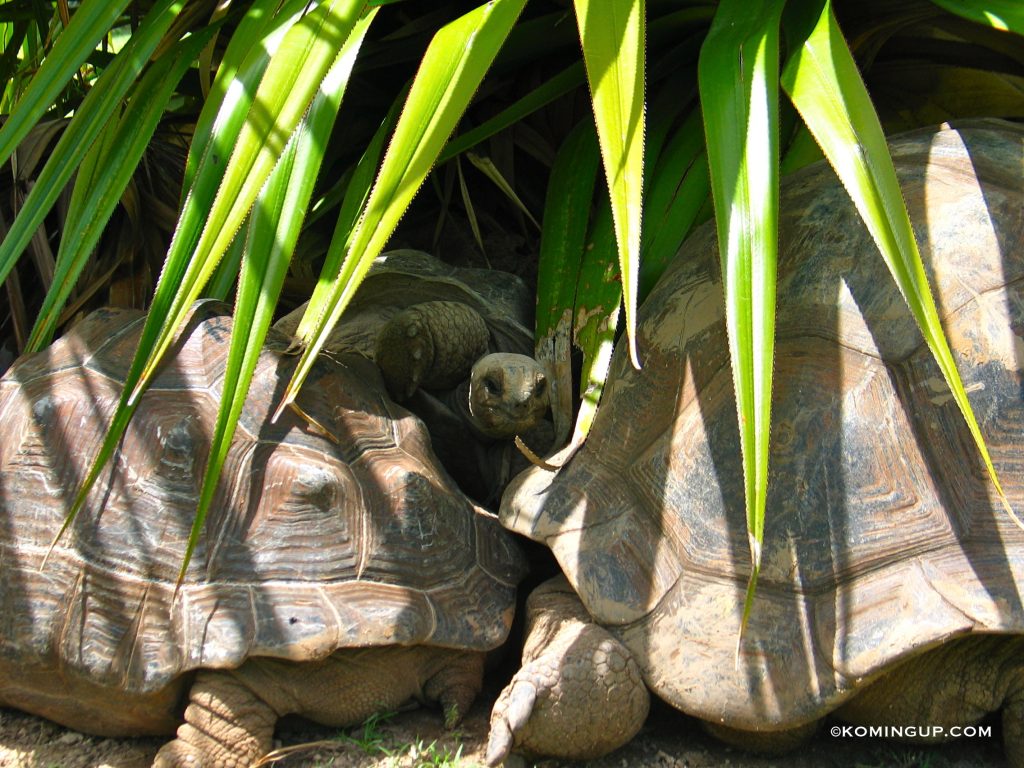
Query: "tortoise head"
467 353 549 440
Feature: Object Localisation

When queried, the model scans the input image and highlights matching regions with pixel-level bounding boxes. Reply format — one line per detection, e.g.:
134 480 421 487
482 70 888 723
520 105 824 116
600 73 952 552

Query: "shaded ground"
0 687 1007 768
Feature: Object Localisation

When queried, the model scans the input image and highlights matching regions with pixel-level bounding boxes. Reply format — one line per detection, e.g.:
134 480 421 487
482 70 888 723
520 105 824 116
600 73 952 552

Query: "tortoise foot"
153 671 275 768
421 649 486 729
486 577 649 764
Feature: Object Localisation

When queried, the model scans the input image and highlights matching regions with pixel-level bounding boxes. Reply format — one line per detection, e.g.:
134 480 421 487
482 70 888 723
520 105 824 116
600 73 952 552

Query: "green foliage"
405 738 468 768
2 0 1022 595
342 710 396 755
336 712 471 767
26 27 214 350
782 0 1013 517
698 0 783 634
574 0 645 369
275 0 528 419
535 118 599 443
0 0 186 291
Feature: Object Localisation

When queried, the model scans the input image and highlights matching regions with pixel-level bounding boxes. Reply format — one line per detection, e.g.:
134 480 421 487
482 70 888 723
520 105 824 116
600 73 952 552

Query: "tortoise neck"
448 379 496 443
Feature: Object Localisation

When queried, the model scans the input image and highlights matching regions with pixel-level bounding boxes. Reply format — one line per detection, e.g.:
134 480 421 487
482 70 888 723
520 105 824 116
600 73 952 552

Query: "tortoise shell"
501 120 1024 728
0 302 524 702
273 249 535 360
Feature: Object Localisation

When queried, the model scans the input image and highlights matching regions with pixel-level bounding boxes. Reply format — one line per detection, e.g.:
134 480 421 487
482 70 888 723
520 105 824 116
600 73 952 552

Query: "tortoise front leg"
486 576 649 764
154 670 276 768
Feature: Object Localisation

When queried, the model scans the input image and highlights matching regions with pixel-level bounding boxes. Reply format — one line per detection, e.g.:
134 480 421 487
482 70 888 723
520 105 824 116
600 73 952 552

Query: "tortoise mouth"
471 399 549 439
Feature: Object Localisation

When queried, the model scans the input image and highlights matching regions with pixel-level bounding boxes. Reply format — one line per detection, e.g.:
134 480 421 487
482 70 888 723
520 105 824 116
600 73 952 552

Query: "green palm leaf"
535 120 600 444
638 107 710 301
0 0 134 167
927 0 1024 32
698 0 785 633
781 0 1013 515
572 198 622 444
55 2 377 542
0 0 185 289
288 88 403 344
179 71 350 585
574 0 645 368
276 0 528 418
25 29 215 351
130 0 371 398
183 0 317 193
439 62 585 163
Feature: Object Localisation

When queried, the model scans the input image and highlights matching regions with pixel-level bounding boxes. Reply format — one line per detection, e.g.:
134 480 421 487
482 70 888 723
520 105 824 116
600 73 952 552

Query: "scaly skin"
375 301 489 400
490 589 1024 767
375 301 550 439
835 635 1024 767
486 577 649 764
154 647 483 768
708 635 1024 764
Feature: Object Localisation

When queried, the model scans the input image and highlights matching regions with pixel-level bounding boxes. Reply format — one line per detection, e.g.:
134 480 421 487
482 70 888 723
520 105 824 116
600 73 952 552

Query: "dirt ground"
0 684 1008 768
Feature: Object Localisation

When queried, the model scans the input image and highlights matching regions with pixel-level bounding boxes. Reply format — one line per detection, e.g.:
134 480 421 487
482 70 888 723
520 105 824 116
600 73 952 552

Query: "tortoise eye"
483 375 502 396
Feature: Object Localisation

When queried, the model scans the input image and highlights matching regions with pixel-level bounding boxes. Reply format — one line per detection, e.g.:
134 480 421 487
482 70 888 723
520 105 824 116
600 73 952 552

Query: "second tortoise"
275 250 553 502
489 121 1024 764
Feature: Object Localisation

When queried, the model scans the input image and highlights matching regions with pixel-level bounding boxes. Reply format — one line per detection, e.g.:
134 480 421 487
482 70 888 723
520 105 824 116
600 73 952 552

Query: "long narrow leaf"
130 1 371 400
204 228 247 302
58 5 377 540
0 0 185 289
180 74 347 584
184 0 316 192
58 104 120 272
438 62 585 163
639 107 710 300
466 151 540 229
0 19 29 98
290 88 404 343
574 0 645 368
781 0 1012 513
927 0 1024 33
698 0 785 633
26 30 215 351
535 120 600 445
144 5 310 330
643 60 699 174
277 0 528 418
0 0 133 167
572 198 621 444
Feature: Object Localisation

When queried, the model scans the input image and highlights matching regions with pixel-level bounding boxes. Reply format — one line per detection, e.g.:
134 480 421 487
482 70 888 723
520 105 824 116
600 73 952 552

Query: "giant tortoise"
0 298 528 767
488 120 1024 765
274 250 552 503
